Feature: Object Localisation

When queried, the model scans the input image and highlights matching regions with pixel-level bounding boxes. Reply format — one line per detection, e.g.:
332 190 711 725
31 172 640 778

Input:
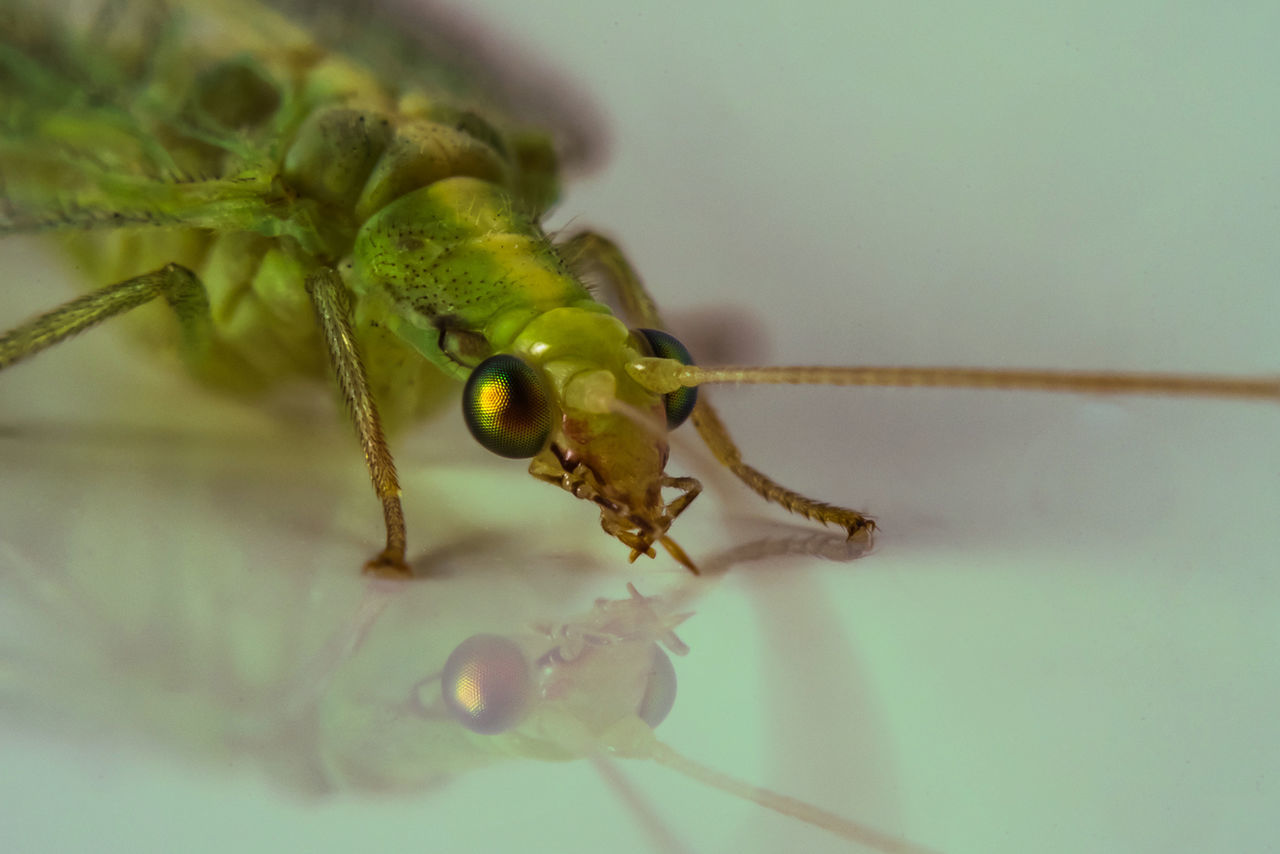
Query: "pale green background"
0 1 1276 853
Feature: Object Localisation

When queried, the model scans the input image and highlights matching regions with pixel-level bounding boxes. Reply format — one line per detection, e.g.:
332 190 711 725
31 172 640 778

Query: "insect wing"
0 0 604 237
260 0 607 174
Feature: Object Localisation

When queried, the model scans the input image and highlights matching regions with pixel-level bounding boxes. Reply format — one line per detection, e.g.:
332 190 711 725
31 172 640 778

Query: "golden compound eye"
635 328 697 428
462 355 552 458
441 634 533 735
636 644 678 728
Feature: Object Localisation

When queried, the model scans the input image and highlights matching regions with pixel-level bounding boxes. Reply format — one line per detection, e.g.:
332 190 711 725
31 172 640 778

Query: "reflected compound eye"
462 355 552 458
635 328 697 428
442 634 532 735
636 644 678 728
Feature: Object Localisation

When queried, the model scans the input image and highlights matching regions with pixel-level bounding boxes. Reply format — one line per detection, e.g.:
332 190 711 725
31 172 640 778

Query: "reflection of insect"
0 439 921 853
1 0 1273 579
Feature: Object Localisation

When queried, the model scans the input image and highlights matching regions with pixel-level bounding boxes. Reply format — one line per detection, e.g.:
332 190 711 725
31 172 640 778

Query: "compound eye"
635 328 697 429
441 634 533 735
462 355 552 458
635 644 678 728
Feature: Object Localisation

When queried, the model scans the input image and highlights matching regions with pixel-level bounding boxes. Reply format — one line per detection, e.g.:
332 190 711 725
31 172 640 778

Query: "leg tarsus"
845 517 877 542
362 549 414 579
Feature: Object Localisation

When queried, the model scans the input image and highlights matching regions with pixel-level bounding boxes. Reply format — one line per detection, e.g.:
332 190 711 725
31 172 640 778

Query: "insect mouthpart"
530 441 703 572
597 473 703 571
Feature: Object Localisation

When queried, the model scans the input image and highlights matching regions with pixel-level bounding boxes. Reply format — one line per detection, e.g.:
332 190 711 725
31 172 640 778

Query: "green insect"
0 0 1273 580
2 2 1279 852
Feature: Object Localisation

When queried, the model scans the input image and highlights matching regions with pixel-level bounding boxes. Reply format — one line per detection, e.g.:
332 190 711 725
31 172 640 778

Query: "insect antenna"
622 356 1277 541
602 730 937 854
627 359 1280 403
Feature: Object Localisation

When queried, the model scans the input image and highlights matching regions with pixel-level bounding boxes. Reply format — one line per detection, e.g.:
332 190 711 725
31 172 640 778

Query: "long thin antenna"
627 359 1280 403
646 740 939 854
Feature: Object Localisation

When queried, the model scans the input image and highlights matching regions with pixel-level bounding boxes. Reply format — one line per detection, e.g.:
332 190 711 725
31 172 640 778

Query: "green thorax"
254 48 605 388
347 175 607 382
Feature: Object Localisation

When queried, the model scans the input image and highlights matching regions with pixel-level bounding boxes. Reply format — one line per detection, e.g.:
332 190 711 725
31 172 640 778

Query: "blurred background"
1 1 1276 852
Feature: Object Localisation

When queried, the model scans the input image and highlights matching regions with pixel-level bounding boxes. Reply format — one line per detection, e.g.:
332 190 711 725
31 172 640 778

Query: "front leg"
560 231 875 541
305 268 411 578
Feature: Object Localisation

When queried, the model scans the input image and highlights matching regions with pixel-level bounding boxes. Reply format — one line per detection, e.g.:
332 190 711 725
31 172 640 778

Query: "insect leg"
562 231 875 540
0 263 212 371
305 268 411 579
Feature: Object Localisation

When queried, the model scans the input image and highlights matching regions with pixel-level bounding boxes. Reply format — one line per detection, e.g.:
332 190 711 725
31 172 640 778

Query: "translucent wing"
0 0 295 234
261 0 607 173
0 0 605 236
